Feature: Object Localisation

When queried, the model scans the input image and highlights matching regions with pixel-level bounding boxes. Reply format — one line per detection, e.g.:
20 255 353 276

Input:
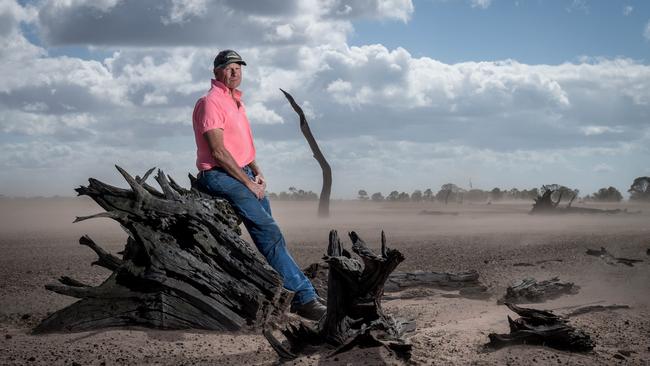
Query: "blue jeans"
197 166 318 305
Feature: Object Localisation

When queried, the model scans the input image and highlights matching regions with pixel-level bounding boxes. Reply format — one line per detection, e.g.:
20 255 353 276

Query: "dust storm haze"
1 196 648 364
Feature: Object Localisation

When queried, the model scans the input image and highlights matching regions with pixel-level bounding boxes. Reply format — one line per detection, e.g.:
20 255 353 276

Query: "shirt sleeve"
195 98 225 135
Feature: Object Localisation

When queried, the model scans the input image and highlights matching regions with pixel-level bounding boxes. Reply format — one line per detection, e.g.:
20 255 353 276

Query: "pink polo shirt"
192 79 256 171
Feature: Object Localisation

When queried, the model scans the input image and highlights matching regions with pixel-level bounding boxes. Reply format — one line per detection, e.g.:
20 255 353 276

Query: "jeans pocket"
200 170 230 195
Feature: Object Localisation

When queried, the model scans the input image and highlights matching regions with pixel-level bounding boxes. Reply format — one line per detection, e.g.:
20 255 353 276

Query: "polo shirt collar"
211 79 243 100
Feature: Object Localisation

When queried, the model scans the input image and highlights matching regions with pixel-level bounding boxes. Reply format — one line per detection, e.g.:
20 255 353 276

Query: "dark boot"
291 299 326 321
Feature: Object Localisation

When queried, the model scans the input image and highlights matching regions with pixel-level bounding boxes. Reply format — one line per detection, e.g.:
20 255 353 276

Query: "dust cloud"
1 197 648 365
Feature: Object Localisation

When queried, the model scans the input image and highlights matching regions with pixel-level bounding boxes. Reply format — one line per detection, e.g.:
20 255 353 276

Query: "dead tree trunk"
34 166 291 334
264 230 413 361
280 89 332 218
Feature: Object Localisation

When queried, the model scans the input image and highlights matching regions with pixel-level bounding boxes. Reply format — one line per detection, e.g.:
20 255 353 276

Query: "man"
192 50 326 321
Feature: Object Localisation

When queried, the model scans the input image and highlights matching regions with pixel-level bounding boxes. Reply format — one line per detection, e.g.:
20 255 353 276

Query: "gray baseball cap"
213 50 247 69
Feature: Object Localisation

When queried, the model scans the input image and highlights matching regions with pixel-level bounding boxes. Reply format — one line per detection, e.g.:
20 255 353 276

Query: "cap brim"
215 60 247 69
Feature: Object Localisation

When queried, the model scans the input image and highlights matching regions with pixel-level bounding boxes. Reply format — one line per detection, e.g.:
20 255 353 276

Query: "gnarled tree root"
34 166 291 334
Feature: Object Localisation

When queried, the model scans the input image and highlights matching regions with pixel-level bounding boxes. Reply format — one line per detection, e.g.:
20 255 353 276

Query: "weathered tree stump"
487 303 594 352
34 166 291 333
498 277 579 304
264 230 413 361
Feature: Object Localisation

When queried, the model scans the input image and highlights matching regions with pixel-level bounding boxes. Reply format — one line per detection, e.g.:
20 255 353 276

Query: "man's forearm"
211 148 251 186
203 129 264 199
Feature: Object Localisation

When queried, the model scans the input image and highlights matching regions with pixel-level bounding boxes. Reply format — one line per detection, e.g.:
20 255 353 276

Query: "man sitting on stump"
192 50 326 321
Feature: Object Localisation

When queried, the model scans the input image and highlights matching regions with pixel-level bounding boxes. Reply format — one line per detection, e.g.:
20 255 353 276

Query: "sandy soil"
0 197 649 365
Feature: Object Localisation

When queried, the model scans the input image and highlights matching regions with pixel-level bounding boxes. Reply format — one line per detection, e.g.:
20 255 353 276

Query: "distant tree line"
357 176 650 203
357 185 542 203
267 186 318 201
264 176 650 203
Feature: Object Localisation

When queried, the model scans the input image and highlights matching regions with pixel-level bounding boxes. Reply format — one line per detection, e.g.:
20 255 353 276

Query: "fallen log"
498 277 579 304
264 230 413 361
487 303 594 352
34 166 291 334
302 264 489 300
586 247 644 267
565 304 630 317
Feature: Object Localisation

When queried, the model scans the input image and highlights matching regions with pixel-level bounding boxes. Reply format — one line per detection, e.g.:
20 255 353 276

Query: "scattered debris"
617 350 633 357
4 334 12 339
513 258 564 267
564 304 630 317
487 303 594 352
586 247 644 267
537 258 564 265
498 277 579 304
418 210 459 216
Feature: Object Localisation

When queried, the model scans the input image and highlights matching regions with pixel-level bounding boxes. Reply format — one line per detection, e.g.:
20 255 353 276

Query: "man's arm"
203 129 265 199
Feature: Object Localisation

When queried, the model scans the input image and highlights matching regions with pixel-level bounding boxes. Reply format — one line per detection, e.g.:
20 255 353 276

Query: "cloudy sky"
1 0 649 198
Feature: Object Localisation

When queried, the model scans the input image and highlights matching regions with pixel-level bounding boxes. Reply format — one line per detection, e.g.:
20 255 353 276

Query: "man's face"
215 63 242 90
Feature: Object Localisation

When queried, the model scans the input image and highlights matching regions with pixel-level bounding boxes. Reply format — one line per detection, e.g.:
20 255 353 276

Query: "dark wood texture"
34 166 291 333
264 230 413 361
303 264 488 300
487 303 594 352
280 89 332 217
498 277 579 304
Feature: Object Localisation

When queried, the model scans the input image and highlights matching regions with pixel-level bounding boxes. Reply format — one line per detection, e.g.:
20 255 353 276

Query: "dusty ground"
0 197 649 365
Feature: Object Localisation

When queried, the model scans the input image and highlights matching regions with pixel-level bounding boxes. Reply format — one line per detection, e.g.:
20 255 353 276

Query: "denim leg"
198 169 317 305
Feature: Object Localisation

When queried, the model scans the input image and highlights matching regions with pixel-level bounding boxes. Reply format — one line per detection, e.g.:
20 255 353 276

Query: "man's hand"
254 174 267 190
247 180 265 200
